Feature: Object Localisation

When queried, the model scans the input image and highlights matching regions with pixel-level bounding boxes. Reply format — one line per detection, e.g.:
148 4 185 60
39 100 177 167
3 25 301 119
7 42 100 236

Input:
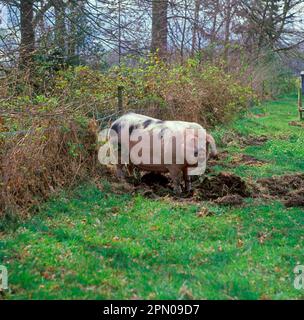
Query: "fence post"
117 86 124 112
262 80 265 99
0 265 8 290
301 71 304 95
298 84 303 121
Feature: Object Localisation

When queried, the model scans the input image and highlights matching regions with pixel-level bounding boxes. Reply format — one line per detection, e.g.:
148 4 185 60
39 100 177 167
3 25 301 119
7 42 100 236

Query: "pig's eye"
194 151 198 157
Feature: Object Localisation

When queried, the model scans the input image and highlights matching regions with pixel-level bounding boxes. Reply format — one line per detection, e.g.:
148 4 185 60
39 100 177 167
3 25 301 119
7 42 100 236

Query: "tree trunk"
67 1 77 64
191 0 200 56
54 0 66 53
67 0 86 65
151 0 168 59
223 0 232 64
20 0 35 67
180 0 188 62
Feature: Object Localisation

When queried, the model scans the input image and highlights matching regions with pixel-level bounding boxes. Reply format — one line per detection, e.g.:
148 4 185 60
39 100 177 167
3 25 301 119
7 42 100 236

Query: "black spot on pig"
143 119 153 129
111 122 121 135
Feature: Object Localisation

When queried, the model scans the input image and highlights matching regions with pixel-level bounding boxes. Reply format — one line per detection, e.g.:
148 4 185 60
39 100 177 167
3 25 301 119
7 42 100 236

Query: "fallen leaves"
214 194 244 206
179 283 194 300
237 239 244 248
197 208 215 217
150 225 159 231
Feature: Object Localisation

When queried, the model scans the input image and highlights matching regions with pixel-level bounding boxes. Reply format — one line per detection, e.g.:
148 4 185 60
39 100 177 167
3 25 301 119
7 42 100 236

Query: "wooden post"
262 80 265 99
298 85 303 120
117 86 123 112
301 71 304 95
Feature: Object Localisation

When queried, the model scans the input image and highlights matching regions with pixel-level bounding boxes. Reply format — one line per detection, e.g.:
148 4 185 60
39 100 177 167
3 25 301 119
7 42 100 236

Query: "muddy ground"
220 133 268 148
100 132 304 208
132 170 304 208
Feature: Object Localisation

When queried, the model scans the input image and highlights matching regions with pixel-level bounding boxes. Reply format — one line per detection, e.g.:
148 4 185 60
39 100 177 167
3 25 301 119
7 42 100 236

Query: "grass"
1 94 304 300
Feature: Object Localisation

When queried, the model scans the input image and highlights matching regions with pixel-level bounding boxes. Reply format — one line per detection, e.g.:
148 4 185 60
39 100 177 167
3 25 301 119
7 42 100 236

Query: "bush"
52 55 253 127
0 117 98 217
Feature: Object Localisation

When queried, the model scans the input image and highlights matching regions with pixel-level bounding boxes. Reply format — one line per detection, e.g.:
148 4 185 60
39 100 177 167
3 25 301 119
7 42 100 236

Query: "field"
1 95 303 300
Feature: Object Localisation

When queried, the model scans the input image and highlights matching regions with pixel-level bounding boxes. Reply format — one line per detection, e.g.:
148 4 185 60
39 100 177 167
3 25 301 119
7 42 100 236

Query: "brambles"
52 56 254 126
0 118 98 216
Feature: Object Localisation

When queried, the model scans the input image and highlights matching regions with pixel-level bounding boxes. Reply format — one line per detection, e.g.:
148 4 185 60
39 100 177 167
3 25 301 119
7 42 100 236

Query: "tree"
151 0 168 58
53 0 66 53
240 0 304 53
191 0 201 55
20 0 35 66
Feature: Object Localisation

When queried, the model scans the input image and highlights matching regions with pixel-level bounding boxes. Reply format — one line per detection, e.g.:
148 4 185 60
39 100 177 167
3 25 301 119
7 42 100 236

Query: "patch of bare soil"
207 151 229 168
208 152 267 169
133 172 175 198
194 172 251 201
257 174 304 196
288 121 304 128
283 189 304 208
242 135 268 146
257 174 304 207
102 167 304 208
230 154 267 167
221 133 268 147
136 172 304 208
129 171 252 205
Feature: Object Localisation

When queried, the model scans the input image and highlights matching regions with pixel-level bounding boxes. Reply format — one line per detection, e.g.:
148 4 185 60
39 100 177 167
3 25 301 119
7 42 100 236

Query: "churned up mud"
104 162 304 207
132 171 304 208
194 172 251 200
257 174 304 208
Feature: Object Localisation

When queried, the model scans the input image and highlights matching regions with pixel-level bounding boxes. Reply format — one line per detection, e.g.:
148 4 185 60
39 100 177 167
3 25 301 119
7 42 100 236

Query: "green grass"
1 94 304 300
213 95 304 178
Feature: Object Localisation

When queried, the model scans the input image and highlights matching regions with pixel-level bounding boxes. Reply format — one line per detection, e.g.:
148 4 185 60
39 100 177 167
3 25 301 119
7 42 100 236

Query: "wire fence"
0 86 150 138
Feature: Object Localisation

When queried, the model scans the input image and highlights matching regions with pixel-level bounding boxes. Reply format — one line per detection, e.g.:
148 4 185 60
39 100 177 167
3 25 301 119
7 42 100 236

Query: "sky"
0 3 8 28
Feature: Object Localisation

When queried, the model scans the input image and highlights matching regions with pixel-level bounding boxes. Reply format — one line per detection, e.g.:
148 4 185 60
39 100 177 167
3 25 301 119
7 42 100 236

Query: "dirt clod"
121 169 304 208
257 174 304 197
257 174 304 207
283 189 304 208
195 172 251 201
